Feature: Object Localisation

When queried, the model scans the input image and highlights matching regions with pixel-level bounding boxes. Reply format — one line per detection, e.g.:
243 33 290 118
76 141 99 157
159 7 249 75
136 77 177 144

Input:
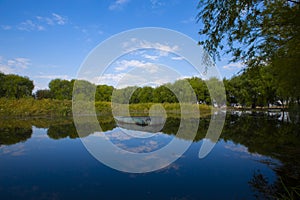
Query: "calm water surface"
0 112 299 199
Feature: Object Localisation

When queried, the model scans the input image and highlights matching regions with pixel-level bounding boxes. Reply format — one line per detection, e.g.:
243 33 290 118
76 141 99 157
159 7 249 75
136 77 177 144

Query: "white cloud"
115 59 159 73
52 13 67 25
142 54 159 61
150 0 165 8
0 65 14 74
122 38 179 57
88 63 181 89
35 74 70 80
36 13 67 26
171 56 184 60
16 13 67 31
114 64 183 88
222 62 245 70
140 40 179 53
109 0 130 10
93 73 126 86
17 20 45 31
8 58 30 69
115 73 175 89
0 57 31 74
36 16 54 25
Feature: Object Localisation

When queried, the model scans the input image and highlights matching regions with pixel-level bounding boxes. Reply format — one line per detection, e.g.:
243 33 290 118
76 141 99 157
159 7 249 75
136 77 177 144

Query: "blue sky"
0 0 243 90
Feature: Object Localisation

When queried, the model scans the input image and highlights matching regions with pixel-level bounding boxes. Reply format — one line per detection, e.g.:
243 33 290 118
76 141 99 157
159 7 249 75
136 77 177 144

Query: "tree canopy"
197 0 300 63
197 0 300 100
0 72 34 98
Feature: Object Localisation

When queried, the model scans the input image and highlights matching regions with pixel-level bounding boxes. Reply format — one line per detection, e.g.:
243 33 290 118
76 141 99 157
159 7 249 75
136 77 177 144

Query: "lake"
0 111 299 199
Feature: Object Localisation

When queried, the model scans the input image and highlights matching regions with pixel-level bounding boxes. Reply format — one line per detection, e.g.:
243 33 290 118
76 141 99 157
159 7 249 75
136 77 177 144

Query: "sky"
0 0 244 91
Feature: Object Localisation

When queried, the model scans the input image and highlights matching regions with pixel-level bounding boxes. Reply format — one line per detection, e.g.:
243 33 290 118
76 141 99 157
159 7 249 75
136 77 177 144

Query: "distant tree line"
0 68 299 108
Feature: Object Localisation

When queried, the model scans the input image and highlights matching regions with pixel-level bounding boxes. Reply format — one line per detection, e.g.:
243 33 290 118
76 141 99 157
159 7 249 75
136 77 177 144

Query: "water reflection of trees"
161 112 300 199
221 112 300 199
0 127 32 146
0 117 117 142
48 117 116 139
0 112 299 198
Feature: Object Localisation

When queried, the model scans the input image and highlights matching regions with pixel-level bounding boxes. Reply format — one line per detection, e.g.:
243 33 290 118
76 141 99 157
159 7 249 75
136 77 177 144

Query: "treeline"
40 77 212 104
1 65 299 108
224 65 300 108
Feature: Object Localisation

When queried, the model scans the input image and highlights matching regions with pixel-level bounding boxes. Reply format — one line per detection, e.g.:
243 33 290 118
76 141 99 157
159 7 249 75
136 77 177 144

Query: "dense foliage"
0 72 34 98
1 69 298 108
197 0 300 102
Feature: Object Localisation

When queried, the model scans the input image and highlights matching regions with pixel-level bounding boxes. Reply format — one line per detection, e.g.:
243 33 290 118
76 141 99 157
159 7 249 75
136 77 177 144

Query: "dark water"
0 112 299 199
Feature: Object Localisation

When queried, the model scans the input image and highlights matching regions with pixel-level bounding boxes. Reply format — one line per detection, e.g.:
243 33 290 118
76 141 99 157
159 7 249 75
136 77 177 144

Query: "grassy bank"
0 98 212 118
0 98 72 117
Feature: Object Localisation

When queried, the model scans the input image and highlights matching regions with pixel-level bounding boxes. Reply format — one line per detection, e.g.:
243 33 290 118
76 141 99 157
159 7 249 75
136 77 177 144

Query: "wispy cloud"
36 13 67 26
91 62 183 88
0 57 31 74
52 13 67 25
94 73 126 86
142 54 159 61
8 58 30 69
122 38 179 57
115 59 159 73
150 0 165 8
2 13 68 32
0 144 26 156
17 20 45 31
222 62 245 70
35 74 70 80
171 56 184 60
109 0 130 10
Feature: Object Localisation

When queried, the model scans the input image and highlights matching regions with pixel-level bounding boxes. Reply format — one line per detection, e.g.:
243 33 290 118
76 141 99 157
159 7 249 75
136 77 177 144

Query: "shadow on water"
0 110 299 199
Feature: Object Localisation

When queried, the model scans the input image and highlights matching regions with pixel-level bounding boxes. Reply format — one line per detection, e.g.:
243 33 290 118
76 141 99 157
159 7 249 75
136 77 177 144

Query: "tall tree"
187 77 210 104
95 85 114 102
197 0 300 100
0 73 34 98
153 85 178 103
49 79 73 100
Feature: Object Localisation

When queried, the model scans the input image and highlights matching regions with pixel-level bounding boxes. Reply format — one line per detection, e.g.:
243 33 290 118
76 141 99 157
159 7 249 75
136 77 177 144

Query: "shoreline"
0 98 212 118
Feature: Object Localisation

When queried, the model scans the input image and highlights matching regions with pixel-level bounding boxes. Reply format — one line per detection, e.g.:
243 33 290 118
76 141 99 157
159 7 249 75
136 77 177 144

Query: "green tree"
205 77 226 107
0 72 6 96
187 77 210 104
0 73 34 98
153 85 178 103
223 78 237 106
49 79 73 100
197 0 300 101
197 0 299 63
129 86 154 103
95 85 114 102
137 86 154 103
259 66 277 107
171 79 196 103
72 79 95 101
35 89 52 100
112 86 138 104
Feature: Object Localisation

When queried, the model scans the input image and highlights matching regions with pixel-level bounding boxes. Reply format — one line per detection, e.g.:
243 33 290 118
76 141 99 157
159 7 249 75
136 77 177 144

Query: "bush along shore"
0 98 212 118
